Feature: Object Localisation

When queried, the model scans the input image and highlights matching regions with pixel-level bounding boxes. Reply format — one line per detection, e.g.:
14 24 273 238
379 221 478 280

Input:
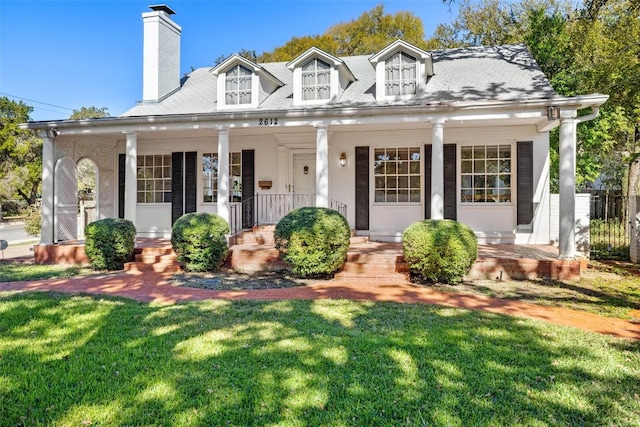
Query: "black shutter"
424 145 432 219
242 150 255 228
517 141 534 226
171 152 184 225
355 146 369 230
444 144 457 220
118 154 125 219
184 152 197 214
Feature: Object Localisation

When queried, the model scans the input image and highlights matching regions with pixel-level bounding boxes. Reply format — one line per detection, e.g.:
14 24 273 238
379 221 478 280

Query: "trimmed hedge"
274 207 350 277
171 212 229 272
84 218 136 270
403 219 478 284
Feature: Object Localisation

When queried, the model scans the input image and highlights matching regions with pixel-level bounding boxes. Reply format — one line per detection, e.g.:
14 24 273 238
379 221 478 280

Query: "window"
460 145 511 203
137 155 171 203
302 58 331 101
225 65 252 105
203 152 242 203
374 147 421 203
385 52 417 96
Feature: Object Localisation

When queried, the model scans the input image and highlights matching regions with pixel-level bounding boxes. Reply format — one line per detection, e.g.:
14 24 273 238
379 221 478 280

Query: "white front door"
292 152 316 208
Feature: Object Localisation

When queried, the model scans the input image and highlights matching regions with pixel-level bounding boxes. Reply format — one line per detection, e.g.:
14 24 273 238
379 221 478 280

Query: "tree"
69 106 109 120
0 97 41 210
256 5 430 62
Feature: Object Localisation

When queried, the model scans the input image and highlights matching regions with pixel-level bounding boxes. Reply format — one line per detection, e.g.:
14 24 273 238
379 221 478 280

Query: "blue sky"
0 0 457 121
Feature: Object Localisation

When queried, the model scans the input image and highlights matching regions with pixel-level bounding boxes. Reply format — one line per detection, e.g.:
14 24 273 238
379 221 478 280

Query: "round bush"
85 218 136 270
402 219 478 284
274 207 350 277
171 212 229 272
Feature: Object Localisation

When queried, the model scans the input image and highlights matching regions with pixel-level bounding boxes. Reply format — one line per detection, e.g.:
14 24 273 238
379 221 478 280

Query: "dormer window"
302 59 331 101
211 54 283 110
225 65 252 105
385 52 417 96
369 40 434 101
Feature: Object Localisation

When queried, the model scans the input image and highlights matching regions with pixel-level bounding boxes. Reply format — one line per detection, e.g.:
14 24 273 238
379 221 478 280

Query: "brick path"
1 270 639 341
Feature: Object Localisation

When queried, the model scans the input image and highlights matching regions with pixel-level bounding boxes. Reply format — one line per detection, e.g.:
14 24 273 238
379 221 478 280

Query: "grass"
429 261 640 320
1 292 640 426
0 262 94 282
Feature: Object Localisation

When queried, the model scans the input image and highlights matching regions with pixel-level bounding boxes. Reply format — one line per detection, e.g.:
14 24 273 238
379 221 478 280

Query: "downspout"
576 106 600 124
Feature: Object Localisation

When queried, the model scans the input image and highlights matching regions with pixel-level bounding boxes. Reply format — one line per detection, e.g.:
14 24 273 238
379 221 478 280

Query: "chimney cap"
149 4 176 15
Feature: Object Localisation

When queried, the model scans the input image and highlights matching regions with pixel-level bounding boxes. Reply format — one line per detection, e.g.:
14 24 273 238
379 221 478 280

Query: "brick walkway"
1 269 639 341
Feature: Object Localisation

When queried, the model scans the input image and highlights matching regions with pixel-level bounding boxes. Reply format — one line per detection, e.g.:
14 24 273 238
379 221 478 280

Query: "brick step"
334 271 410 283
349 236 369 245
345 254 404 263
228 245 286 272
135 253 178 264
340 262 409 274
124 261 182 273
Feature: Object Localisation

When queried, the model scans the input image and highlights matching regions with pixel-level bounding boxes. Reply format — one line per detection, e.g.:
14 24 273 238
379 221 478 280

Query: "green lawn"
1 292 640 426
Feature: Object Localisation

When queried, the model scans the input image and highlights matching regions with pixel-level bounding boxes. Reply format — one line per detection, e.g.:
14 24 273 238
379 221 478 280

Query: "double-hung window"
374 147 421 203
302 58 331 101
460 145 512 203
203 152 242 203
385 52 417 96
136 155 171 203
225 65 252 105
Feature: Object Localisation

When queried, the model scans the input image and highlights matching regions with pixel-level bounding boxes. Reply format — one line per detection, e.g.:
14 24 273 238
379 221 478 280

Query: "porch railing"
229 194 347 237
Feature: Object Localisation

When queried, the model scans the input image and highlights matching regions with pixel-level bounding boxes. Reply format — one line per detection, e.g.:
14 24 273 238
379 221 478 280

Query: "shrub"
403 219 478 284
84 218 136 270
274 207 350 277
171 212 229 272
23 205 41 237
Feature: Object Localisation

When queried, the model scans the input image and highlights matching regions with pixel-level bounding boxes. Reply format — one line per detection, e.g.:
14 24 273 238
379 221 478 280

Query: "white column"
431 119 445 220
39 132 55 244
217 127 230 223
315 124 329 208
124 132 138 225
558 114 577 259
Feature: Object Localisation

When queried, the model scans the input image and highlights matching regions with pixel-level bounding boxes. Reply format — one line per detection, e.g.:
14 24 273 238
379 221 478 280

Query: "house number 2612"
259 118 278 125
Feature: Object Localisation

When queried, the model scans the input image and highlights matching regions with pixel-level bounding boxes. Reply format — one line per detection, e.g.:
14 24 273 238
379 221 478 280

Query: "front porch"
32 228 582 282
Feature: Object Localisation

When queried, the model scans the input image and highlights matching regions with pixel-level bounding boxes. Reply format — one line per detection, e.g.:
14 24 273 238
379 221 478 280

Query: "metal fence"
589 191 630 260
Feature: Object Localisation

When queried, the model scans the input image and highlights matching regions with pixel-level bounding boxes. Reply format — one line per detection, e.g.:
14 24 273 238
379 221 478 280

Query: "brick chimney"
142 4 181 103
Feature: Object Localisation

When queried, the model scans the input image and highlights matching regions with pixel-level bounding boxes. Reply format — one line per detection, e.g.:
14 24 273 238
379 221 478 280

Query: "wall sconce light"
45 128 59 138
546 106 560 121
339 152 347 167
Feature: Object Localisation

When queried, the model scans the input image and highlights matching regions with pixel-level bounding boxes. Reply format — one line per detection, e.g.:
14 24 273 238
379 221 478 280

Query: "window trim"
459 144 513 206
136 154 172 204
202 151 242 204
372 146 422 205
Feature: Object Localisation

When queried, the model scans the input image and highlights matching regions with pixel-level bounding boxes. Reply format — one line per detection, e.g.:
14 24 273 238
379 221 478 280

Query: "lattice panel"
55 157 78 242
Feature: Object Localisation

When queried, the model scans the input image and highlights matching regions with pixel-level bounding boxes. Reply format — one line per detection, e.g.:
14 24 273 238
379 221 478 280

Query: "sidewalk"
1 269 639 341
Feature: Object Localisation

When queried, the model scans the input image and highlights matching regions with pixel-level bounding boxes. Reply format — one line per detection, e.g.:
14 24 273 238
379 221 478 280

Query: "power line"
0 92 74 111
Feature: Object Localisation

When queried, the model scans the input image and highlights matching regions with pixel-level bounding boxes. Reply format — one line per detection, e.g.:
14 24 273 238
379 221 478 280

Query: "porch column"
558 112 577 259
217 126 230 224
431 119 446 220
124 132 137 225
315 124 329 208
39 131 55 244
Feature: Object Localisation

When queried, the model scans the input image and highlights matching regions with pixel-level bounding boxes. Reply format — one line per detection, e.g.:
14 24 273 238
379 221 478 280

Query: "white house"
24 4 608 259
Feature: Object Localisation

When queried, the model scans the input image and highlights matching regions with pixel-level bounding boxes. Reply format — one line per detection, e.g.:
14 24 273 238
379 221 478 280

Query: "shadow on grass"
1 292 640 426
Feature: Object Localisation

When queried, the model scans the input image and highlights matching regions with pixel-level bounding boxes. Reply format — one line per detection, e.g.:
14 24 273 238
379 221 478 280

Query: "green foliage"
0 96 41 205
23 205 41 237
274 207 350 277
68 106 109 120
171 212 229 272
257 5 430 62
403 219 478 284
84 218 136 270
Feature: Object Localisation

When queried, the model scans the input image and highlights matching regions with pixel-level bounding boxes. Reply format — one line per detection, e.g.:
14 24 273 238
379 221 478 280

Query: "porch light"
339 152 347 167
546 106 560 121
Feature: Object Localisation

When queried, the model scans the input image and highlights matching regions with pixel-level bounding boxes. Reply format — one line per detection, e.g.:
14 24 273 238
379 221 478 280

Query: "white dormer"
287 47 356 106
211 54 283 109
369 40 433 101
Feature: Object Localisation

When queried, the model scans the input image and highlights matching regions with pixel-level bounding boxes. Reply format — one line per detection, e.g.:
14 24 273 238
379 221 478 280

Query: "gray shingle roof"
122 44 555 117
